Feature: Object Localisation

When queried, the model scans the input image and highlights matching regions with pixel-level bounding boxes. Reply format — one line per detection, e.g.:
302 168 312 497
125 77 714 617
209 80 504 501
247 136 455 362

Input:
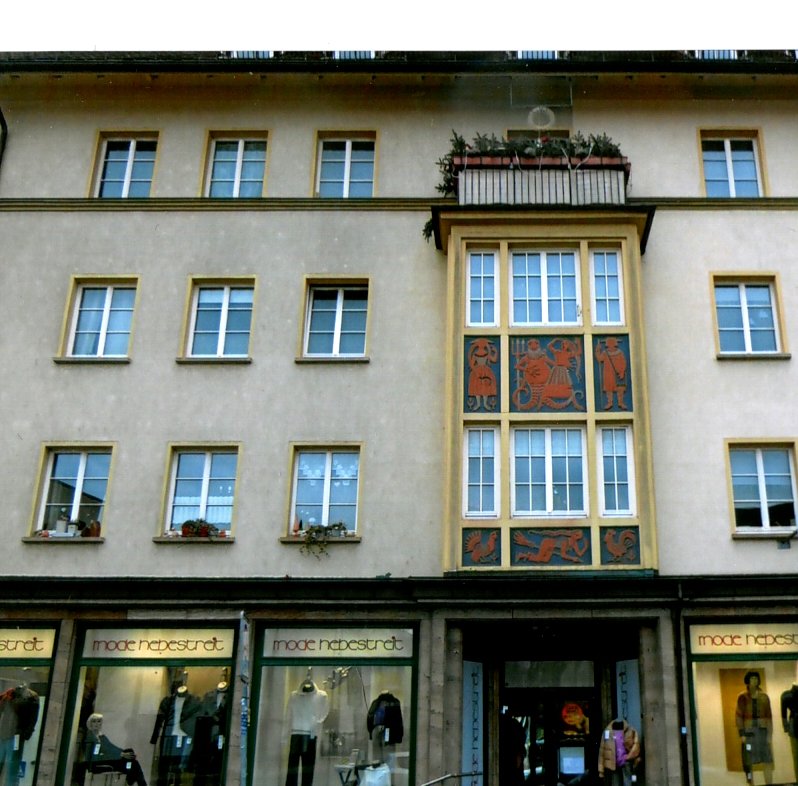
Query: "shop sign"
82 627 235 659
263 628 413 658
690 623 798 655
0 628 55 658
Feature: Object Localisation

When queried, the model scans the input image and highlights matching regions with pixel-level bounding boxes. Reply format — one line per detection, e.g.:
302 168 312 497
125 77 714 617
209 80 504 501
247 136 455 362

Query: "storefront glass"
252 628 414 786
689 622 798 786
62 627 236 786
0 627 56 786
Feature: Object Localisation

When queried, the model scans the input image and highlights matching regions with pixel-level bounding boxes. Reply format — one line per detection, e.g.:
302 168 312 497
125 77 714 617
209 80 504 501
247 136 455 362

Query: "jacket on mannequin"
367 692 403 744
598 720 641 777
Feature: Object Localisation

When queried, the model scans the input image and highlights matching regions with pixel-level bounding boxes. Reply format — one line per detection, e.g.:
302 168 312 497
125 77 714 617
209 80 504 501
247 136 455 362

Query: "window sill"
717 352 791 361
733 528 797 540
295 356 370 364
53 356 131 364
23 535 105 543
175 357 252 365
153 536 235 544
280 535 361 545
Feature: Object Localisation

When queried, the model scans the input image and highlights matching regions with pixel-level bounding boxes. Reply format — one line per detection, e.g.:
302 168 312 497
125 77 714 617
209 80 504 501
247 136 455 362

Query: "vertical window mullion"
199 452 212 519
71 452 89 520
122 141 136 198
723 139 736 197
233 141 245 197
342 141 353 198
739 285 753 352
96 287 113 355
332 289 345 354
321 452 333 525
217 287 231 356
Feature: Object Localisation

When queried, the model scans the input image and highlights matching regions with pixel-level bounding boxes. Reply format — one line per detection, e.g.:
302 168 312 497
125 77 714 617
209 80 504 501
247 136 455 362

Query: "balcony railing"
452 155 630 207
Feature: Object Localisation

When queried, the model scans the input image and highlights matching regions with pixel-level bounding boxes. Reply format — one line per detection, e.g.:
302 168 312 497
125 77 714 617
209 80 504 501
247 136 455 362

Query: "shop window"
729 444 797 533
64 627 236 786
0 627 55 786
253 627 414 786
701 133 762 198
713 278 783 355
35 447 112 537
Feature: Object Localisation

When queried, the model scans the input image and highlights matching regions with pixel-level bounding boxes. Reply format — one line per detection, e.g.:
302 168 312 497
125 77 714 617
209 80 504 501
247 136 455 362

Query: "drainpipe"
672 582 691 786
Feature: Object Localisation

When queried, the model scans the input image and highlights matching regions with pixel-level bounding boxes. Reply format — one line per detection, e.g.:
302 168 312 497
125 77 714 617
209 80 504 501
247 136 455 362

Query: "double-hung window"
598 427 635 516
512 427 587 516
96 138 157 198
511 250 580 325
188 284 254 358
316 137 375 197
466 251 498 327
207 138 267 197
304 285 368 357
714 280 780 354
68 284 136 357
38 448 111 534
591 250 624 325
291 449 360 531
167 449 238 534
701 136 761 197
729 445 796 531
464 428 499 517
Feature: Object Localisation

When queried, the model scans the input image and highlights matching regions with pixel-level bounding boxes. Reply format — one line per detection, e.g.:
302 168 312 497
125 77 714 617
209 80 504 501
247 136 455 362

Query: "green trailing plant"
298 522 349 558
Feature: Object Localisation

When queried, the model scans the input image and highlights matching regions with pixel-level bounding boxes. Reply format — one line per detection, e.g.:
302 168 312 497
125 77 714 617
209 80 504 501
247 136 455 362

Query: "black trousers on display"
285 734 316 786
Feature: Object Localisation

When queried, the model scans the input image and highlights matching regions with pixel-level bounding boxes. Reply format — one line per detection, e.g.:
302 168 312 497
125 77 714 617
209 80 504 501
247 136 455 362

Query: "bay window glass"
591 251 624 325
512 427 586 515
467 251 497 327
599 427 635 515
511 251 580 325
464 428 498 517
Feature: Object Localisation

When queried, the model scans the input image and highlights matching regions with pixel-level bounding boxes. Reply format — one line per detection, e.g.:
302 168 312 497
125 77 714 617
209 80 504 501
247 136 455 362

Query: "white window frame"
291 448 360 531
729 445 797 532
597 426 636 516
316 137 375 198
590 249 625 326
463 427 500 518
511 427 588 517
38 448 112 533
96 137 157 198
67 283 136 357
187 284 254 358
303 285 368 358
714 280 781 355
166 449 239 533
206 137 267 198
510 250 582 327
701 136 762 198
466 250 498 327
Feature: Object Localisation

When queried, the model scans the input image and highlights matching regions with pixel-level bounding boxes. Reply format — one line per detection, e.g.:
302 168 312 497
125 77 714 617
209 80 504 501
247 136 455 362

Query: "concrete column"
444 625 464 778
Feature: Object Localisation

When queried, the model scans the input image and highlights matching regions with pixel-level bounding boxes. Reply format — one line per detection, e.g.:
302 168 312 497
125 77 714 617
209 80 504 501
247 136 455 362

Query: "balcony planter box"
451 154 631 207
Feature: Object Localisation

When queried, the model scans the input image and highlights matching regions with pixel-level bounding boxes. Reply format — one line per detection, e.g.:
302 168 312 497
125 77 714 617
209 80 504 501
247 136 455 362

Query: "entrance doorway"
501 688 597 786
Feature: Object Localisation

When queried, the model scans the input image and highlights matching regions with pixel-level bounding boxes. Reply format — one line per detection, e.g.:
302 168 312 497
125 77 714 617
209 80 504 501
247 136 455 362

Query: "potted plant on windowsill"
180 519 221 538
298 522 349 558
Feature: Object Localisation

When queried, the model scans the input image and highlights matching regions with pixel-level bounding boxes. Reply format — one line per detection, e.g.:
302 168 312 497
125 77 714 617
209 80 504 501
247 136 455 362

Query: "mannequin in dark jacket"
150 685 202 786
0 685 40 786
367 692 403 745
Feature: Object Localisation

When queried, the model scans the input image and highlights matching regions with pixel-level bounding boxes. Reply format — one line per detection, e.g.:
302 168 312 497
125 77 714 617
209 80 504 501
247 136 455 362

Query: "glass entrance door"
500 689 597 786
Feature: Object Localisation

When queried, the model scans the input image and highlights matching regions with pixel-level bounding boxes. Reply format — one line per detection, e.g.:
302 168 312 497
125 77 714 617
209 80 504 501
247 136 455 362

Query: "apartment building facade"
1 50 798 786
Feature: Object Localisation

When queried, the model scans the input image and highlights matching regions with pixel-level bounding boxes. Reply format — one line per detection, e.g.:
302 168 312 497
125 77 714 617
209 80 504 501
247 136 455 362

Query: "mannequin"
0 684 39 786
597 719 641 786
150 684 202 786
75 713 147 786
285 672 329 786
367 691 404 746
736 671 773 784
780 683 798 781
193 682 229 786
